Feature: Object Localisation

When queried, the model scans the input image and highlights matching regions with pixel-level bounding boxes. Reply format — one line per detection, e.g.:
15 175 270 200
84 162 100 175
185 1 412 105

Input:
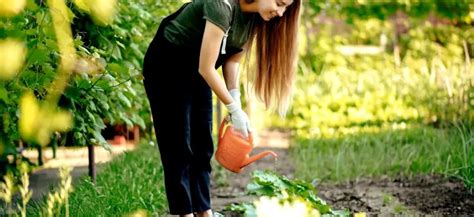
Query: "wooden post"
88 144 96 184
37 146 43 166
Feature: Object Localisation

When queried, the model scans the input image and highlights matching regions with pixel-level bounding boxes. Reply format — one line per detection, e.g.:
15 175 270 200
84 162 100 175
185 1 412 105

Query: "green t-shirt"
163 0 256 53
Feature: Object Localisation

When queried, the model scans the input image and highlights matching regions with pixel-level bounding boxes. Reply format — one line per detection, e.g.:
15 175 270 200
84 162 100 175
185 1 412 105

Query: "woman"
142 0 300 216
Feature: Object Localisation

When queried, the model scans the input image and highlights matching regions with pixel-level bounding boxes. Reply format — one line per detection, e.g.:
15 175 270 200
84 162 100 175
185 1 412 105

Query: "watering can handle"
219 116 254 145
218 117 227 139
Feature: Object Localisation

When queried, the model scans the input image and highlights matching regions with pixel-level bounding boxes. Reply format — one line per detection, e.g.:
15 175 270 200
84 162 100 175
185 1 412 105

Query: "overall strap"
220 1 235 55
153 2 191 45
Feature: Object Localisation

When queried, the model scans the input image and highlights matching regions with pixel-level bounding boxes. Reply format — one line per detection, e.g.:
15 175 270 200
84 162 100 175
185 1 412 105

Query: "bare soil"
211 146 474 216
318 175 473 216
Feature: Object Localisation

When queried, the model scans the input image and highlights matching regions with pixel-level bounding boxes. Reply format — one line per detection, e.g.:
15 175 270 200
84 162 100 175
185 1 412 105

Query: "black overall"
142 3 242 215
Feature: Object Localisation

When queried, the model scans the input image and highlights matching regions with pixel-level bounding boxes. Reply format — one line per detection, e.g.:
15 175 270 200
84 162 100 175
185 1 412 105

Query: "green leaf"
27 0 40 10
74 131 86 146
99 99 110 111
94 114 106 129
86 110 96 124
0 86 11 104
64 86 81 101
28 48 50 63
108 63 129 75
88 101 97 112
92 130 108 146
117 92 131 108
246 183 273 196
77 79 91 89
44 38 58 50
116 41 126 49
111 45 123 60
130 114 145 129
95 78 112 91
2 112 10 134
119 113 134 127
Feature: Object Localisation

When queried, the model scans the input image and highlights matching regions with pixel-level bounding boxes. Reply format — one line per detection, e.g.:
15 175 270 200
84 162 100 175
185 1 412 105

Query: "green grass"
291 124 473 189
27 141 169 216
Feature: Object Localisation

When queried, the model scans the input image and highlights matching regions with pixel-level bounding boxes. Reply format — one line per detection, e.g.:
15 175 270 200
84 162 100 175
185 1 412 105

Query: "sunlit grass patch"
27 141 168 216
291 124 473 189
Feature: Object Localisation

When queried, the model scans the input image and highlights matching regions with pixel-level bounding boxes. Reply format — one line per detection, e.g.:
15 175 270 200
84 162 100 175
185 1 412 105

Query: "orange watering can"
215 117 278 173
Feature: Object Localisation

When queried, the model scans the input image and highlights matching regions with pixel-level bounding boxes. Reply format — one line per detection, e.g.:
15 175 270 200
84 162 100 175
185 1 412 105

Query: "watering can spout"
242 151 278 168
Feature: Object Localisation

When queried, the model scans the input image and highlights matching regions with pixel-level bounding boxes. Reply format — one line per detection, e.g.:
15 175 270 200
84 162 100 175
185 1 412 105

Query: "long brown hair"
245 0 301 117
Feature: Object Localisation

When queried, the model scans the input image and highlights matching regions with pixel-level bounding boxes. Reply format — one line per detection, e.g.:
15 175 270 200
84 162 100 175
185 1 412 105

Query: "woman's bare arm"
222 42 248 90
198 20 234 105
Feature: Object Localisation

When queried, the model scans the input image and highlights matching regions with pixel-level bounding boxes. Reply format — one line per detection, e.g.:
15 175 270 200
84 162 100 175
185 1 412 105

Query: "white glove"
229 89 241 107
225 100 252 139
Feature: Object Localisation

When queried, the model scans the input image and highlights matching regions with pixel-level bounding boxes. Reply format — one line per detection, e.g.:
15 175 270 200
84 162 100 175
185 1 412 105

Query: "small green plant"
452 121 474 189
227 170 350 216
382 193 393 206
17 163 32 217
393 203 407 214
0 172 15 216
0 164 72 217
43 166 73 217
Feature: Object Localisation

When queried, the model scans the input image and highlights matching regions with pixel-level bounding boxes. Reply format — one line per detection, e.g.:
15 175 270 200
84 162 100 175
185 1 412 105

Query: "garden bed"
317 174 473 216
213 147 473 216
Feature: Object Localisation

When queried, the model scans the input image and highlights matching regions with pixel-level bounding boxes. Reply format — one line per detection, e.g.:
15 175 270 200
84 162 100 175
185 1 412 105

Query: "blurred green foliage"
261 0 474 139
309 0 473 22
0 1 182 170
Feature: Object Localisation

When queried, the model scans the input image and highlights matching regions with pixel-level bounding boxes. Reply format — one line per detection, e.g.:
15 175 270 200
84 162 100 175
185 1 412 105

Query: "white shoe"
213 211 224 217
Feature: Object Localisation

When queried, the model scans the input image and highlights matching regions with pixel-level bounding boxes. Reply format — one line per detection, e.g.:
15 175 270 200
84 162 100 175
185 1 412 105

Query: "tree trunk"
88 144 96 184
